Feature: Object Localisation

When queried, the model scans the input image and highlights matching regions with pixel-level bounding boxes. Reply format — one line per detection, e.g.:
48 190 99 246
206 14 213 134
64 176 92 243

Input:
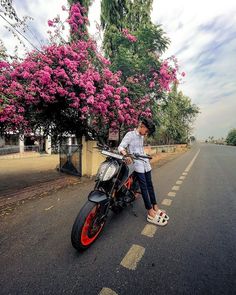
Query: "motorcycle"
71 143 152 251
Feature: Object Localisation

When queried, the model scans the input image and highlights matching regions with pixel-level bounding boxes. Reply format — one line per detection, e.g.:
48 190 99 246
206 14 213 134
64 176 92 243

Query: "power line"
0 12 41 53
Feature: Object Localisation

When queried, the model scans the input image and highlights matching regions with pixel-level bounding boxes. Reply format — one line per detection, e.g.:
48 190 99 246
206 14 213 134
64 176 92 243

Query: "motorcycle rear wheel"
71 201 106 251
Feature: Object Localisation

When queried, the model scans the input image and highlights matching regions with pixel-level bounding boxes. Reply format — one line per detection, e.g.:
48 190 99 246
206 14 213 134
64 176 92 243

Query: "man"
118 117 169 226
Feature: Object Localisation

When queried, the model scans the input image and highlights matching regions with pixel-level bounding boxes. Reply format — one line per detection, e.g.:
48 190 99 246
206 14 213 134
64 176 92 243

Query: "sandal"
147 214 168 226
156 209 169 221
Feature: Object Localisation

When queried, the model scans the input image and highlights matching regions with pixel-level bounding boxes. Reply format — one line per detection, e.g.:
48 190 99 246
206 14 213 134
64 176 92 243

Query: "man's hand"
124 156 133 165
120 149 133 165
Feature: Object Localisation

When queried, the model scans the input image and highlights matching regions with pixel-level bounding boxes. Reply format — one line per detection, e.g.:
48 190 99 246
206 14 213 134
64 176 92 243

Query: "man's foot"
153 205 169 221
147 214 168 226
156 209 169 221
147 208 157 218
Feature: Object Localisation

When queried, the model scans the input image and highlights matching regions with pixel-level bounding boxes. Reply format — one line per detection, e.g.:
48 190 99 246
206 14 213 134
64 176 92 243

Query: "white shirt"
118 129 152 173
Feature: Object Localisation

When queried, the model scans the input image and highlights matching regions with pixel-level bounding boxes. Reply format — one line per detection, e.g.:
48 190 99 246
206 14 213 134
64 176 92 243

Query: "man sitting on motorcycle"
118 117 169 226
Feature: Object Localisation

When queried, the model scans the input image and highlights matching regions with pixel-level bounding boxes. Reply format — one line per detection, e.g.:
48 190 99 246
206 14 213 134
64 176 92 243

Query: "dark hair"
139 117 156 136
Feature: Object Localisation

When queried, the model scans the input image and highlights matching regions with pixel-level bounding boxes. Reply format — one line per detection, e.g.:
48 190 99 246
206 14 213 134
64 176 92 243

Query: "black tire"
71 201 106 251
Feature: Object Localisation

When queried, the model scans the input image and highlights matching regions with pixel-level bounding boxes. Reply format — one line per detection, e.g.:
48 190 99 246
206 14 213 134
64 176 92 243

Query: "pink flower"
103 68 113 79
87 95 94 104
122 28 137 42
0 61 9 69
118 113 124 123
115 100 121 107
48 20 54 27
149 81 155 88
120 86 128 94
111 121 117 128
81 106 88 113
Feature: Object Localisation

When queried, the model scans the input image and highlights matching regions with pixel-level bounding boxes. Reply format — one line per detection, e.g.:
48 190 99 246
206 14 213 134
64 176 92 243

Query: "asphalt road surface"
0 143 235 295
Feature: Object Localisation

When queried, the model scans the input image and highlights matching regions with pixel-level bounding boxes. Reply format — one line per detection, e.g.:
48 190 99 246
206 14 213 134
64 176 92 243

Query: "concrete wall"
146 144 188 155
0 136 5 147
81 138 106 177
81 140 188 177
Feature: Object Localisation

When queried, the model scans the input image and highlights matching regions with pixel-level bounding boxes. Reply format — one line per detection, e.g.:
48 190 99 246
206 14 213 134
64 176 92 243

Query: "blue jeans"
134 171 157 210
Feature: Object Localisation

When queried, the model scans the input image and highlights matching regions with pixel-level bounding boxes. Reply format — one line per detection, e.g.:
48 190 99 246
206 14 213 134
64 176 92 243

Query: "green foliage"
101 0 169 61
226 129 236 146
126 0 153 30
109 24 169 77
101 0 128 30
101 0 129 58
0 40 7 60
135 24 170 54
153 85 200 144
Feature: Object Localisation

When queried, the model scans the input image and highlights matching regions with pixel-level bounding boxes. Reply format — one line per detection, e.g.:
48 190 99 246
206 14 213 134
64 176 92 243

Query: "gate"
59 144 82 176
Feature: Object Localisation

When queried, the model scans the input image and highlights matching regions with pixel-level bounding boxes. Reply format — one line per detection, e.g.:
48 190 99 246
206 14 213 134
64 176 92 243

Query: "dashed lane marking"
168 191 176 197
161 199 172 206
141 224 157 237
172 185 180 191
120 244 145 270
185 149 200 172
99 288 118 295
176 180 183 185
44 206 54 211
116 150 200 279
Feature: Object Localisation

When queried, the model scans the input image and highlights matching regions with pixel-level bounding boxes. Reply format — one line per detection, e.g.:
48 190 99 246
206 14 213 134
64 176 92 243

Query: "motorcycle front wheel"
71 201 106 251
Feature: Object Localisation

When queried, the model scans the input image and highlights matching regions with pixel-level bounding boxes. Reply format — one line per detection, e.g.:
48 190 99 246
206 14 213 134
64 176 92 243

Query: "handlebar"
127 153 152 160
96 143 152 160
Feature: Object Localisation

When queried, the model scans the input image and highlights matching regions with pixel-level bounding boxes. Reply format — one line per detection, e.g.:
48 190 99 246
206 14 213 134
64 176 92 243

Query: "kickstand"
130 203 138 217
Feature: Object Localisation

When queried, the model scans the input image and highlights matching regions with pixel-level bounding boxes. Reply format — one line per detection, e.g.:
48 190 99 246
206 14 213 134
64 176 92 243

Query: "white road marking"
176 180 183 185
183 172 188 175
172 185 180 191
179 176 186 180
99 288 118 295
185 149 200 172
168 192 176 197
120 244 145 270
141 224 157 237
44 206 54 211
161 199 172 206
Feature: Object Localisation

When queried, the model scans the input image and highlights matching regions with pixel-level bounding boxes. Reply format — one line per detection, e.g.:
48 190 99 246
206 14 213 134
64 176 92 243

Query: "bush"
226 129 236 146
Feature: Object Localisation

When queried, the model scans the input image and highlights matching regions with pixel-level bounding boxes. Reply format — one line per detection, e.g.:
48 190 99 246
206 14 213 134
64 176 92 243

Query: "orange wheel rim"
81 206 104 246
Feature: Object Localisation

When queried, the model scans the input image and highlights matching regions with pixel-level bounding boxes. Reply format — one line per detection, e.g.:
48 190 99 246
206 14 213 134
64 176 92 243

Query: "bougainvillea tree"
0 3 152 139
100 0 184 134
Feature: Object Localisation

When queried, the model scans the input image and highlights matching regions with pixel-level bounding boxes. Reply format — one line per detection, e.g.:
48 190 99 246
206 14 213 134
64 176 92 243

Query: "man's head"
138 117 156 136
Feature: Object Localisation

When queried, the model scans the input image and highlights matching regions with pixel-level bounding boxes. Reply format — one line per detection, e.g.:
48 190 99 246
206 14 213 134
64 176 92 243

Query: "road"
0 143 235 295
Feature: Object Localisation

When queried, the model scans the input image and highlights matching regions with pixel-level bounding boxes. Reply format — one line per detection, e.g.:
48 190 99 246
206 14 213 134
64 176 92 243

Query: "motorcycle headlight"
96 161 119 181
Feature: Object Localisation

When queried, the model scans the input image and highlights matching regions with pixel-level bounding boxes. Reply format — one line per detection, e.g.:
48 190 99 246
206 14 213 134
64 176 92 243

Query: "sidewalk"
0 154 81 208
0 150 187 210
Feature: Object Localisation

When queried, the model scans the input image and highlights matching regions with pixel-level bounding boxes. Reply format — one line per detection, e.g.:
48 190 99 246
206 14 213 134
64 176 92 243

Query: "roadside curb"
0 176 90 211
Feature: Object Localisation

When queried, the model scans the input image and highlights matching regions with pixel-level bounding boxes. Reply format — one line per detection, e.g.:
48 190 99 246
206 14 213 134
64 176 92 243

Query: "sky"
0 0 236 140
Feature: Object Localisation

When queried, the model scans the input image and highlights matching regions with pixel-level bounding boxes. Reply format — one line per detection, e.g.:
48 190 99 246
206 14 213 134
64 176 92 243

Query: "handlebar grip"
133 153 152 160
